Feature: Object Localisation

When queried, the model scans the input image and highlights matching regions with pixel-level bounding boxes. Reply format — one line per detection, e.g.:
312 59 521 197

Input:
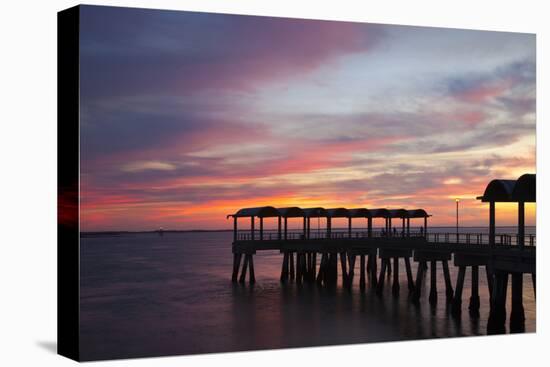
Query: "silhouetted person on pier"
393 227 397 237
420 226 424 237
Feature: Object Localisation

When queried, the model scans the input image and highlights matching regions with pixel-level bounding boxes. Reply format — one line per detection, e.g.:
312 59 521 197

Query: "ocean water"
79 229 536 361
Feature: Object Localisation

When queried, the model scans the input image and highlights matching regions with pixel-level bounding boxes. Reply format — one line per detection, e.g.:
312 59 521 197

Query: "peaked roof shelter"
476 173 536 247
512 174 536 203
347 208 375 237
325 208 350 237
302 208 328 239
277 207 306 240
405 209 431 236
227 205 433 241
227 206 281 241
387 209 410 236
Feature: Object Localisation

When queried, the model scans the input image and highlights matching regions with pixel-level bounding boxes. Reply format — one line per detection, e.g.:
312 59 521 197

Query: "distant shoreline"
81 225 536 237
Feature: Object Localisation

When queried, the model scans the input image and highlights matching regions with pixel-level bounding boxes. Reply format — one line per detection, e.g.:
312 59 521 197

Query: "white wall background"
0 0 547 366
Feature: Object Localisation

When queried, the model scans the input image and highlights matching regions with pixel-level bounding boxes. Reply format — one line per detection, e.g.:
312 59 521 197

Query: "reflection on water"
79 231 535 361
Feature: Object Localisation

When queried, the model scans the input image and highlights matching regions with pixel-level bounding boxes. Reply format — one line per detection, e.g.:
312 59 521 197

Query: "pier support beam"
331 253 338 286
412 260 426 303
280 252 289 283
311 252 317 282
348 254 357 288
239 255 249 284
370 254 378 288
532 274 536 298
488 272 508 334
510 273 525 333
301 253 307 284
248 255 255 284
486 266 493 297
442 260 454 302
340 252 349 287
404 257 414 291
392 257 400 296
360 255 366 290
469 265 480 317
376 258 388 295
429 260 437 305
317 253 327 285
232 253 242 282
451 266 466 317
306 253 312 281
296 253 303 285
289 252 295 280
421 261 428 272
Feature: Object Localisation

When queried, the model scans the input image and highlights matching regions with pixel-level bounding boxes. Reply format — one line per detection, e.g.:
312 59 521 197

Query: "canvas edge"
57 4 81 362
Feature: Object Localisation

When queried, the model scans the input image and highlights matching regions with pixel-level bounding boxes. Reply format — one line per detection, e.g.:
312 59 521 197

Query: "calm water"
80 229 536 361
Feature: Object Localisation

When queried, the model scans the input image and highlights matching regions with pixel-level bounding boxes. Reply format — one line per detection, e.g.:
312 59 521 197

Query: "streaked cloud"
121 160 178 173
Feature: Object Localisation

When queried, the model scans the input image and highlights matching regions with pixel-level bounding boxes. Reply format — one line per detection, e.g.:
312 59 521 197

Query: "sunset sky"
79 6 536 231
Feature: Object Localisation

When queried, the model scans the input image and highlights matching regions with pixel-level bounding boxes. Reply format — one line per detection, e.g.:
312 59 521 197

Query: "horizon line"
81 224 537 234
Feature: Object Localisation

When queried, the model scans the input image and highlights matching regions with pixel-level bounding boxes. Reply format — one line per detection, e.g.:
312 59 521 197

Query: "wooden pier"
228 174 536 334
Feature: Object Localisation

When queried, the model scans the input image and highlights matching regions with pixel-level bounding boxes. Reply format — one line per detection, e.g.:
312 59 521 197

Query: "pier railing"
426 233 536 246
235 230 536 246
235 229 420 241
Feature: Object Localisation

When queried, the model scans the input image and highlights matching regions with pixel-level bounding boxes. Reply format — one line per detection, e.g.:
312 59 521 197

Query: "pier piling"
280 252 289 283
429 260 437 305
366 254 371 274
299 253 306 284
370 255 378 288
331 253 338 285
451 266 466 317
239 255 249 284
301 253 307 283
248 255 255 284
486 266 493 297
404 257 414 291
532 274 536 298
312 252 317 282
340 252 349 287
348 254 357 287
392 257 400 296
488 272 508 334
442 260 454 302
360 255 366 290
317 253 326 285
510 273 525 333
468 265 480 317
289 252 295 280
232 253 242 283
377 259 388 295
412 260 425 303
